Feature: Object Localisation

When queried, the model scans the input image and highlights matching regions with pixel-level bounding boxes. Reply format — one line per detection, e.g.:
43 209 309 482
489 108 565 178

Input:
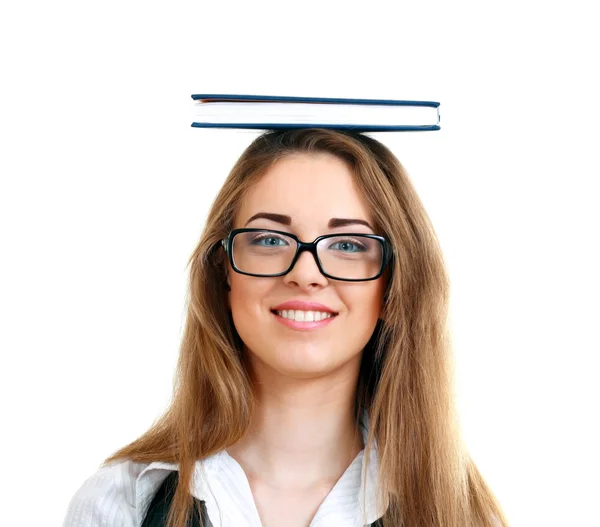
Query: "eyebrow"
244 212 375 231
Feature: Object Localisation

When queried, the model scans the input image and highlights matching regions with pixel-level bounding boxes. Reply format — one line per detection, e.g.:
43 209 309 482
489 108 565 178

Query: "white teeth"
277 310 333 322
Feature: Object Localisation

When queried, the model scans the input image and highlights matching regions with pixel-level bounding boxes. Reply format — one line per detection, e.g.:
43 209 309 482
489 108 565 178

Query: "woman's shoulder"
62 459 178 527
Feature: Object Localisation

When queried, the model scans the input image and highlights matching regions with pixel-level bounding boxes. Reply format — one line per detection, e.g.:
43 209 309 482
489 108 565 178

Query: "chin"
256 343 359 379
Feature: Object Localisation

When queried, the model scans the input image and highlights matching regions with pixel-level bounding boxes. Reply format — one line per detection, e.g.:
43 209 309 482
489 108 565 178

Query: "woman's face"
227 152 387 380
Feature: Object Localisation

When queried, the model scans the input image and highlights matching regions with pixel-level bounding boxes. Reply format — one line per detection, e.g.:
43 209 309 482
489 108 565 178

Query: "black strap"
141 472 211 527
142 471 384 526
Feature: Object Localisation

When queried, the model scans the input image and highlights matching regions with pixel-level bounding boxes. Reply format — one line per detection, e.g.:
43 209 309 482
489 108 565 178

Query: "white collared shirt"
62 413 384 527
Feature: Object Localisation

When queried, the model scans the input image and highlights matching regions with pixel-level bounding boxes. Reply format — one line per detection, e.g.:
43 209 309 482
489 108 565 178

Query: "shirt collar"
135 460 178 526
135 410 385 526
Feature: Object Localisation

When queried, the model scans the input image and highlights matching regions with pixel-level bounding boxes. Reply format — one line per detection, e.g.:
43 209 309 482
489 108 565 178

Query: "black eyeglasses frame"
220 228 394 282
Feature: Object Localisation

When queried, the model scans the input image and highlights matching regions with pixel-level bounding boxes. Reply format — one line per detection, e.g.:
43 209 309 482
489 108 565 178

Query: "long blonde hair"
104 129 508 527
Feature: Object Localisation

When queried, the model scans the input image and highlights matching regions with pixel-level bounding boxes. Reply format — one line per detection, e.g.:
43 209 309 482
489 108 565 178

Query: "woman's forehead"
234 153 374 230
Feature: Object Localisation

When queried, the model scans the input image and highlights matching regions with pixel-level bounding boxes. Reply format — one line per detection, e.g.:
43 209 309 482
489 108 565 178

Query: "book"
190 94 440 132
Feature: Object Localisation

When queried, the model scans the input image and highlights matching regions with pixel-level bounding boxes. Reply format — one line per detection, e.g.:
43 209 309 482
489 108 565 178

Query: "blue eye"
329 239 367 253
251 234 289 247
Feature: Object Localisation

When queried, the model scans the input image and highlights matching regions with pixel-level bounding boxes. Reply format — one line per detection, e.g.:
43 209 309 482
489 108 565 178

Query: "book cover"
191 94 441 132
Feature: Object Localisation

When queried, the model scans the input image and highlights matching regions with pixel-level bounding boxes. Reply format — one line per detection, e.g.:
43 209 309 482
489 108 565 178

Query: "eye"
328 238 368 253
251 233 290 247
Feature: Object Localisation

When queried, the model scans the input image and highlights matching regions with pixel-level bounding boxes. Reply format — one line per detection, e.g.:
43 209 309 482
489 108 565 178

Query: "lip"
271 300 338 313
271 310 338 331
270 300 339 331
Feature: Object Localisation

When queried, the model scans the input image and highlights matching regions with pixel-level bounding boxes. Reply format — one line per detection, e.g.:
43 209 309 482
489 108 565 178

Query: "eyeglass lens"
231 230 383 280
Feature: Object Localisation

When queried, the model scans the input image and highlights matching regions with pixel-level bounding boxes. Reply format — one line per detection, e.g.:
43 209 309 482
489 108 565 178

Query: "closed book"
191 94 440 132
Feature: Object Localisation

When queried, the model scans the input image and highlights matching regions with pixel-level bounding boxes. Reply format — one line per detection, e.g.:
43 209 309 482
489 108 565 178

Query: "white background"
1 1 598 526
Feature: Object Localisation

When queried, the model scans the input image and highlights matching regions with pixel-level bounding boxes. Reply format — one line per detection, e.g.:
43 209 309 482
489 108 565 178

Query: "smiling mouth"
270 309 339 322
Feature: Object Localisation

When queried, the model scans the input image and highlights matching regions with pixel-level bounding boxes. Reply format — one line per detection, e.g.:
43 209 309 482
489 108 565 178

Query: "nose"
283 247 328 287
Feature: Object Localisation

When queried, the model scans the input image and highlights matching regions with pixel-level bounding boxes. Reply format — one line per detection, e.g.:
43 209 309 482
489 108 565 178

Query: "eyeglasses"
221 228 393 282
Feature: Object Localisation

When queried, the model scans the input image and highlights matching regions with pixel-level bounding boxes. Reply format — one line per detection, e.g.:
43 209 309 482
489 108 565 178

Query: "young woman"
63 129 508 527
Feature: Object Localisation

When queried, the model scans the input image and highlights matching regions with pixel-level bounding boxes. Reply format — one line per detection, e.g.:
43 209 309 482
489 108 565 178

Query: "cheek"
228 275 273 323
338 283 386 354
342 280 385 321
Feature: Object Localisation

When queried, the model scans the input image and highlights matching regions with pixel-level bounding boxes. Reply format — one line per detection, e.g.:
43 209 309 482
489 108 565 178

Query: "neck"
226 350 364 491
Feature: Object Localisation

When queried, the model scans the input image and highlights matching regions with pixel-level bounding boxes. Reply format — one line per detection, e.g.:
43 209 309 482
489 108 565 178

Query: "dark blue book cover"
191 94 440 132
